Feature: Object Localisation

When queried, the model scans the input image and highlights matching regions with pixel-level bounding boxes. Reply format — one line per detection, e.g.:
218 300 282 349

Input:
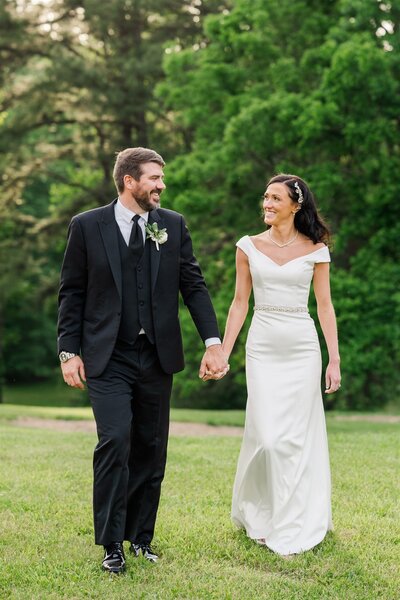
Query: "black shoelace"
105 542 124 558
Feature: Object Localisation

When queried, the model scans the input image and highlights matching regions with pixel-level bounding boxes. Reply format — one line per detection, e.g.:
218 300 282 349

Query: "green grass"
1 402 399 429
0 402 247 426
4 381 400 415
3 383 248 423
0 403 94 421
3 381 90 407
0 417 399 599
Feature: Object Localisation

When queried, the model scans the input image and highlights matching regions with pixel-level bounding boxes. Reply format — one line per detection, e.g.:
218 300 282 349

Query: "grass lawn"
2 383 249 424
2 381 91 408
4 380 400 416
0 402 246 426
2 402 399 428
0 414 399 599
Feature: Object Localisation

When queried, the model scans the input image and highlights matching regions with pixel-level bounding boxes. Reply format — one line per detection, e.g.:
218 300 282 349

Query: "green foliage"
0 0 399 410
3 283 57 382
160 0 400 410
0 0 230 390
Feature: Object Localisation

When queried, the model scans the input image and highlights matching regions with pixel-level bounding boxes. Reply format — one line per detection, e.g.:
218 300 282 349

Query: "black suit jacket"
57 200 220 377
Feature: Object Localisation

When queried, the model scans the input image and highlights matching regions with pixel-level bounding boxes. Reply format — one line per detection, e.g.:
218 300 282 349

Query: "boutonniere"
145 222 168 251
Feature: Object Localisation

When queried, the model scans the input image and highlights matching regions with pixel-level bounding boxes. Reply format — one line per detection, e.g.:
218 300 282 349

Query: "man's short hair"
113 147 165 193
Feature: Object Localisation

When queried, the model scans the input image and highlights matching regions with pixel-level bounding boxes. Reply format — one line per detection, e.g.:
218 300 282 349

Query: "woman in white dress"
222 174 341 556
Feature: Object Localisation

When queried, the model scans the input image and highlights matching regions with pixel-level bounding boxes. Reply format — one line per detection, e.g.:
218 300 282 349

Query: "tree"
158 0 400 409
0 0 231 389
1 0 399 410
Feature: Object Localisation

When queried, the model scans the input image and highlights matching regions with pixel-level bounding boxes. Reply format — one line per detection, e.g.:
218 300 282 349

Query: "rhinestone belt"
254 304 308 313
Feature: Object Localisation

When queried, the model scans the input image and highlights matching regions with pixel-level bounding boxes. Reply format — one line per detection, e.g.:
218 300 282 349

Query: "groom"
57 147 228 573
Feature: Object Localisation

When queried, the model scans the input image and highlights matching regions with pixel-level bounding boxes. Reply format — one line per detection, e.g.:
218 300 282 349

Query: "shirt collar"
115 198 149 223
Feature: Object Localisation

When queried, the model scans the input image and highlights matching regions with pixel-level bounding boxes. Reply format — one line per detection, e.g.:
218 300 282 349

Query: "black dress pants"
86 336 173 546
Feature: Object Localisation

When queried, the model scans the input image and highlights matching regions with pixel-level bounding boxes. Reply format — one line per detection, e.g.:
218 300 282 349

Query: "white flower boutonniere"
145 222 168 251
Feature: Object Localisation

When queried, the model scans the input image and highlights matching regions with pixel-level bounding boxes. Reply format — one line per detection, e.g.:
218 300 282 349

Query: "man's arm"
177 216 228 379
57 217 87 388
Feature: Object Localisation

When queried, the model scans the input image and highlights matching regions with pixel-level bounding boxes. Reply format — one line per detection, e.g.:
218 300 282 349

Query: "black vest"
116 227 155 345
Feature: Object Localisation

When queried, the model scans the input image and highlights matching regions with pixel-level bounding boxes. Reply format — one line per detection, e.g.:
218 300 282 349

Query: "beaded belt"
254 304 308 313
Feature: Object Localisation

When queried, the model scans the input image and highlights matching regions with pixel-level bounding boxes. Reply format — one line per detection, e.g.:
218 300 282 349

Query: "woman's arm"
222 248 253 360
313 262 341 394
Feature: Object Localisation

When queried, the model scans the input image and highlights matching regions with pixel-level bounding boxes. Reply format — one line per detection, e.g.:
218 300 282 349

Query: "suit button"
140 301 144 306
138 284 143 289
137 266 142 271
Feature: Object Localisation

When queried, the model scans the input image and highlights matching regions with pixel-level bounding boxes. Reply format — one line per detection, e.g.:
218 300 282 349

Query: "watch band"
59 351 77 363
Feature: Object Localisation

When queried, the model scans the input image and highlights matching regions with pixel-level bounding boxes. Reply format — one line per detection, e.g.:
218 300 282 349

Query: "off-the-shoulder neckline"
244 236 328 267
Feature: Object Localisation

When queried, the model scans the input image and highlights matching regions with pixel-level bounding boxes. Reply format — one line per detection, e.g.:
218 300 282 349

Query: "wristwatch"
59 351 77 363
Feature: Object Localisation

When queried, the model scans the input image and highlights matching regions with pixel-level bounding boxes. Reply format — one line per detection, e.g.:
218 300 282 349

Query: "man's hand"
199 345 230 381
61 356 86 389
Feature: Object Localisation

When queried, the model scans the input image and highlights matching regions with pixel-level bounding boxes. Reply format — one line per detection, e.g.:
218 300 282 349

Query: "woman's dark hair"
266 173 331 245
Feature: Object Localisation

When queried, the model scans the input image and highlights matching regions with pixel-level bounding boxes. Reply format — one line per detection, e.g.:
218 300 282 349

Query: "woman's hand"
325 360 341 394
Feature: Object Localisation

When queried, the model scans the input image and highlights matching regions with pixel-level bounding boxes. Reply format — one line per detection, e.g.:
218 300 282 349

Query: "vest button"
140 301 144 306
137 266 142 271
138 283 143 289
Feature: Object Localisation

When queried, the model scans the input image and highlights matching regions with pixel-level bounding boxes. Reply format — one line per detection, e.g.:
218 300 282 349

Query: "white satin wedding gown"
231 235 333 555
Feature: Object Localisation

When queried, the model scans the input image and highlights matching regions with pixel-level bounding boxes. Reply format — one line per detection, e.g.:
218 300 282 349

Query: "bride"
221 174 340 556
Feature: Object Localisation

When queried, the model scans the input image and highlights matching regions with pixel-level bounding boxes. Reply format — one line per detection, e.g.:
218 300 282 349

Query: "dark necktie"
129 214 144 257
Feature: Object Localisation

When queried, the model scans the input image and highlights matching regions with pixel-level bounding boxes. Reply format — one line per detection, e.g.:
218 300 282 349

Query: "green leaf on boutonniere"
145 222 168 251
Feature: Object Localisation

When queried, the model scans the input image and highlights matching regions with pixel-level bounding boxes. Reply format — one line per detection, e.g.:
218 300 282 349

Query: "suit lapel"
148 209 164 292
98 200 122 298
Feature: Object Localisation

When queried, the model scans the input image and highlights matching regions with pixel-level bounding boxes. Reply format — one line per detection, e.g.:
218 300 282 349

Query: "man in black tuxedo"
57 147 228 573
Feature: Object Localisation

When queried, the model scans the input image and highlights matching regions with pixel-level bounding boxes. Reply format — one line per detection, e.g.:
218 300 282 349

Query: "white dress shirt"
115 198 148 245
114 198 220 348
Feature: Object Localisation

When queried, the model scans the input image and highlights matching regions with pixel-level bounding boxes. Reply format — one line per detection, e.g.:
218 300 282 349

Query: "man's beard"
132 189 161 212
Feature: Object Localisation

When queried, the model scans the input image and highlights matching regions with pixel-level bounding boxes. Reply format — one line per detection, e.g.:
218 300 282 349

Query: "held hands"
325 360 341 394
61 356 86 389
199 345 230 381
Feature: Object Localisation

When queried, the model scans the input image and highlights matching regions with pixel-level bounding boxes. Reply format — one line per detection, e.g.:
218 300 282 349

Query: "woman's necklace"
268 228 298 248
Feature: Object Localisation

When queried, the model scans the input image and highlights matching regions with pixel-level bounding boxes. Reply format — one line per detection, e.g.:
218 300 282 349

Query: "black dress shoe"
102 542 126 573
130 542 159 563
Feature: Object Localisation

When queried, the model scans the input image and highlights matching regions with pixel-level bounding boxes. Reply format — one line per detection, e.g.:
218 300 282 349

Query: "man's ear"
124 174 136 189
